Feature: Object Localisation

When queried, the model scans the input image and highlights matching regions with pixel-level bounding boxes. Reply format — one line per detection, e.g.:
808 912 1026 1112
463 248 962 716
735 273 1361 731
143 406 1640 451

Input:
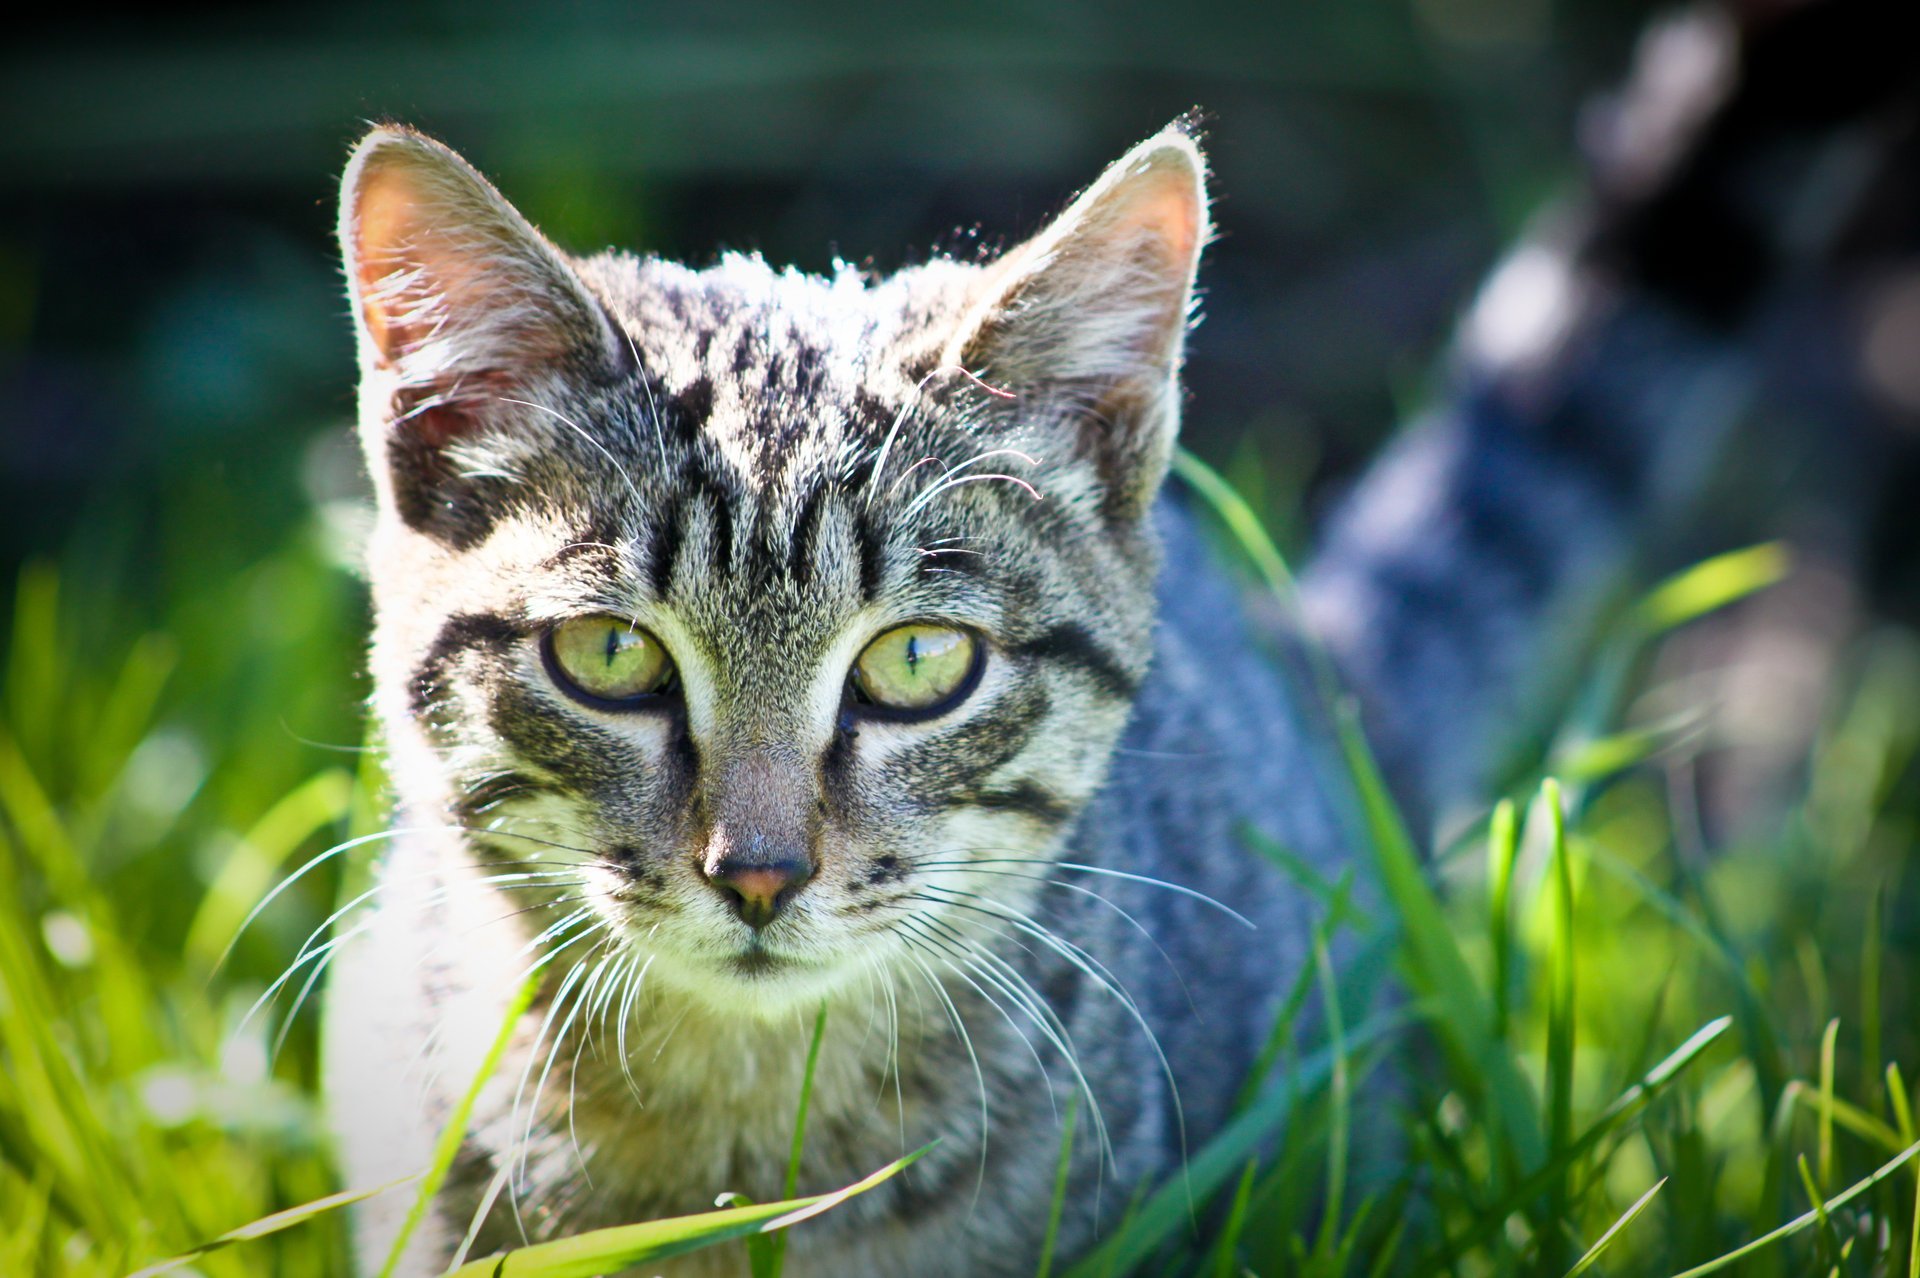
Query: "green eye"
850 624 980 715
546 616 675 704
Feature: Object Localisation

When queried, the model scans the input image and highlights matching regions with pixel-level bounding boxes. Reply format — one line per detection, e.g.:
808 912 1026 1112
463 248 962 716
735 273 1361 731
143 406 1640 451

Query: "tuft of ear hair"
338 125 623 449
945 121 1210 522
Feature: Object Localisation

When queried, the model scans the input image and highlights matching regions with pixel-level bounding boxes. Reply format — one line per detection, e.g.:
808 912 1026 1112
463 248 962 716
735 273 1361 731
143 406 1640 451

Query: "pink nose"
704 857 812 929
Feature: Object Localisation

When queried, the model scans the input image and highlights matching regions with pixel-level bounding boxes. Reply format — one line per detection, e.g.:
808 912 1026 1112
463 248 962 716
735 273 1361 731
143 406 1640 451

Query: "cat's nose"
699 749 819 928
703 851 812 929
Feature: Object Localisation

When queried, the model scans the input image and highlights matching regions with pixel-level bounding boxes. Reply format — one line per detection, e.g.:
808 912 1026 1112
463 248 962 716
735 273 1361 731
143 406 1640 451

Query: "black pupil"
603 625 620 668
905 634 919 675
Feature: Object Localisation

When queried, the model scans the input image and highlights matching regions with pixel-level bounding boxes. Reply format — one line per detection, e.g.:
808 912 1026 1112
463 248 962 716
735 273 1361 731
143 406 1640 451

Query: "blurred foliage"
4 1 1920 1275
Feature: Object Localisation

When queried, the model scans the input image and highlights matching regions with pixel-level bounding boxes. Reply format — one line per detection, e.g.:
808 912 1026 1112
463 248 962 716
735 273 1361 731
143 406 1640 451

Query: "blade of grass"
1410 1016 1731 1271
1890 1064 1916 1147
184 767 354 971
1564 1176 1665 1278
1908 1153 1919 1278
1544 778 1576 1274
377 967 543 1278
443 1145 932 1278
1035 1092 1080 1278
1365 1209 1409 1278
1334 704 1545 1169
756 1001 828 1278
1784 1081 1906 1155
1634 543 1789 636
127 1176 420 1278
1171 448 1295 598
1670 1138 1920 1277
1794 1154 1842 1267
1487 798 1518 1043
1208 1160 1257 1278
1818 1019 1839 1189
1310 927 1350 1267
784 1002 829 1202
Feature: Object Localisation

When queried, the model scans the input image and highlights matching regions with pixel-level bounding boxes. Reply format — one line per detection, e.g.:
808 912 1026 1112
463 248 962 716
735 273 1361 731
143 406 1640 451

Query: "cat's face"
340 126 1207 1015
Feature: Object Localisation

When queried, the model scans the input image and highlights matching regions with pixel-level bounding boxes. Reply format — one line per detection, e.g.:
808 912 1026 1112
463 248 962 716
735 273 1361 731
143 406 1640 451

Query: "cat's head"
340 122 1208 1016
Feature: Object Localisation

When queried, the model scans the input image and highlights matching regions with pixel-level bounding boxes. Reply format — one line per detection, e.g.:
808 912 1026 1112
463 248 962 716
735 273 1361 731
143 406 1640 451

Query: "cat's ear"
339 125 625 453
945 123 1208 522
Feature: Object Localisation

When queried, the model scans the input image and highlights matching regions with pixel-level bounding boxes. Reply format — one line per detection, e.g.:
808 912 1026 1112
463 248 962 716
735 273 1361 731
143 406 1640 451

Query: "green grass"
2 448 1918 1276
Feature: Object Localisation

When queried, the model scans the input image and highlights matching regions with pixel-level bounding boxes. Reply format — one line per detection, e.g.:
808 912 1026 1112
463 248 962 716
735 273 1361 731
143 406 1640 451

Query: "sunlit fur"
322 120 1370 1278
318 14 1827 1271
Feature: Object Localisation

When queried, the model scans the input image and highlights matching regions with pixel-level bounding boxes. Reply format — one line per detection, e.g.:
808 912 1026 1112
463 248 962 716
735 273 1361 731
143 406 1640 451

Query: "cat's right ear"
942 123 1209 525
339 127 625 529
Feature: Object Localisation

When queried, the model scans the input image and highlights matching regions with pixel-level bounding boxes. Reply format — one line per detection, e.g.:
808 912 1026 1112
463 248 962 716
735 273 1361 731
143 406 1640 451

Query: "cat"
322 6 1883 1271
327 118 1353 1278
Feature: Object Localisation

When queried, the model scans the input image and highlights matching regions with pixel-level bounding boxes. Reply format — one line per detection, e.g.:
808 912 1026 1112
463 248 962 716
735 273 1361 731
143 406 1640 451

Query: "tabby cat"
325 12 1816 1266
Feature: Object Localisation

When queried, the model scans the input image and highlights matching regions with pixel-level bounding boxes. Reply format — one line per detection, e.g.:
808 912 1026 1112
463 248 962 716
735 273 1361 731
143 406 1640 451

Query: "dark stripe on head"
851 390 893 445
647 497 685 598
855 510 887 601
894 683 1052 800
1008 623 1139 700
486 681 630 796
788 483 829 584
671 375 714 439
384 428 513 552
705 486 735 576
411 611 527 718
917 542 988 582
454 770 570 823
953 780 1075 827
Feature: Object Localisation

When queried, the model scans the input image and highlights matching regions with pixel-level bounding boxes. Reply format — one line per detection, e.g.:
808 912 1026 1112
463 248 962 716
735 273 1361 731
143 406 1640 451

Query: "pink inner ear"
1107 165 1204 275
351 160 439 367
349 150 561 374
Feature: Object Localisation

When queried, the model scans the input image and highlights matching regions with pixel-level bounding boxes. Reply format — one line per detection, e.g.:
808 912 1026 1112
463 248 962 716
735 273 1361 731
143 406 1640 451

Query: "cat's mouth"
625 928 856 1019
725 947 788 977
612 900 858 1012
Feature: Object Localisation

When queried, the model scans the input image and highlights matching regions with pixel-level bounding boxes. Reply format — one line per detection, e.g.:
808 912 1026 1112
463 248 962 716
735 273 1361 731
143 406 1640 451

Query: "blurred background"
3 0 1695 572
0 0 1715 924
5 2 1920 1274
6 0 1918 881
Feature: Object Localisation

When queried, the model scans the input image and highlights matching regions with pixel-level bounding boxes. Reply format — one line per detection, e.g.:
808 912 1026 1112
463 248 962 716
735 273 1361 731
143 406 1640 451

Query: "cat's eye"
849 624 981 717
545 615 676 705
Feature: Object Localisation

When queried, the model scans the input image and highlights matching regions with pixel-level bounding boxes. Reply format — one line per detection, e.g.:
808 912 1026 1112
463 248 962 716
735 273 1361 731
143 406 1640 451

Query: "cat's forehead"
488 253 1004 639
577 252 981 483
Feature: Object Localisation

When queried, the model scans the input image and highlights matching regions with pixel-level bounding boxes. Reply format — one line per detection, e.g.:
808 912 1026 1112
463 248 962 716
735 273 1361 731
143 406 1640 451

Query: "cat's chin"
637 937 864 1021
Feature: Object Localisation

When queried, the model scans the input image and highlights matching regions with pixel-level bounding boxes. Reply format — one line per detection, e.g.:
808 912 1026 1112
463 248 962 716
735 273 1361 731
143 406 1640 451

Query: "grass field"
2 438 1917 1277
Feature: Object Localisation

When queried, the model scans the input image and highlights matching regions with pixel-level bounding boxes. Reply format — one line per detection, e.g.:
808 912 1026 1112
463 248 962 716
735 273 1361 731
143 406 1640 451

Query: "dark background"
1 0 1675 584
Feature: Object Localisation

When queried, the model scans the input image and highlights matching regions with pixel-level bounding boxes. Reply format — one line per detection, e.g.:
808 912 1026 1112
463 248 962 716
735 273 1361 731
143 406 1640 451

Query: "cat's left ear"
339 125 626 452
946 122 1209 522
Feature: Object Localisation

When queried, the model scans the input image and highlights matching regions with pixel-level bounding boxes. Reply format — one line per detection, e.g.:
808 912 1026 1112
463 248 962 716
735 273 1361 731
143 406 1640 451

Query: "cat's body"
324 7 1885 1271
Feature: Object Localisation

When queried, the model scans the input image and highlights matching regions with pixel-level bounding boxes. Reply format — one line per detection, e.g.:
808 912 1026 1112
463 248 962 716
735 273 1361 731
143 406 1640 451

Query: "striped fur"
327 123 1324 1276
322 15 1841 1260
